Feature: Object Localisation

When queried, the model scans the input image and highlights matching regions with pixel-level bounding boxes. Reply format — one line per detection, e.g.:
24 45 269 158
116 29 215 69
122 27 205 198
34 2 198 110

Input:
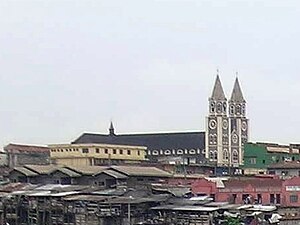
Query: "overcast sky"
0 0 300 147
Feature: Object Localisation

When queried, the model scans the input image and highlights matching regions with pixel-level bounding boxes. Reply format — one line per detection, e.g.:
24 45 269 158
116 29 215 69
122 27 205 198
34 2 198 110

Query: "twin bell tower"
205 73 248 167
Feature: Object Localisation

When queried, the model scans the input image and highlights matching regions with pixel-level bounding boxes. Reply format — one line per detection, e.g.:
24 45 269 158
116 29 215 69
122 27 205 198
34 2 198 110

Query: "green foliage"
225 217 240 225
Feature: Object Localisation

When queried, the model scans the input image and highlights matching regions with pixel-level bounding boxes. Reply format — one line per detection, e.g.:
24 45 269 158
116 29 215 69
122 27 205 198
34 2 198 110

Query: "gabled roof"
98 170 128 179
66 166 108 175
210 75 226 101
24 165 60 174
4 143 49 153
72 131 205 152
110 165 171 177
230 77 245 103
51 167 81 177
12 167 39 177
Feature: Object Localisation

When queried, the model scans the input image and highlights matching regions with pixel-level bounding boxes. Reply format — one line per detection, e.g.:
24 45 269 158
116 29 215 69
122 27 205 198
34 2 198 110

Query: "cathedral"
72 73 248 172
205 74 248 167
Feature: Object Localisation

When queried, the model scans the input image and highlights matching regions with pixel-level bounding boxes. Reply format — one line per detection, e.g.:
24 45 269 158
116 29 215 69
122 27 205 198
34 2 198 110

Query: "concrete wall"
7 152 50 168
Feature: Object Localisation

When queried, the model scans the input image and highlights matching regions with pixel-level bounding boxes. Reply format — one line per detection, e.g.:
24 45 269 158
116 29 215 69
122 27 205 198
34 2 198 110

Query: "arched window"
236 105 241 114
232 150 238 162
165 150 171 155
152 150 159 155
209 151 214 160
241 104 246 115
189 149 196 154
223 149 229 160
230 105 235 115
223 102 227 112
209 134 214 144
214 151 218 160
177 149 183 155
210 102 215 113
212 134 217 144
217 103 222 113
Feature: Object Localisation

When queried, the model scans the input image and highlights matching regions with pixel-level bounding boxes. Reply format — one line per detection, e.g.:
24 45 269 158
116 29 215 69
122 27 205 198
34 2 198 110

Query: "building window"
137 150 140 156
276 194 281 204
230 105 235 114
223 102 227 112
189 158 196 164
281 170 288 176
119 149 123 155
212 134 217 144
223 149 228 160
189 149 196 154
290 195 298 203
232 150 238 162
177 149 183 155
250 158 256 164
82 148 89 153
153 150 158 155
104 149 108 154
96 148 100 153
127 150 131 155
270 194 275 204
210 102 215 113
209 151 214 160
165 150 171 155
236 105 241 114
262 159 265 164
217 103 222 113
257 194 262 204
113 149 117 154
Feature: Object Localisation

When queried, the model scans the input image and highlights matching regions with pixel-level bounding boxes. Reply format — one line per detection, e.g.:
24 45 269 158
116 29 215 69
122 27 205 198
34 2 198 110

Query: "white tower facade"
206 75 248 167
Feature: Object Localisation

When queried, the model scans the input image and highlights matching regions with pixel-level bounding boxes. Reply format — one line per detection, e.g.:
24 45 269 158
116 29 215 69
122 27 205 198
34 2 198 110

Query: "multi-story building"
4 143 50 168
243 142 300 175
206 74 248 170
72 122 206 165
49 143 147 166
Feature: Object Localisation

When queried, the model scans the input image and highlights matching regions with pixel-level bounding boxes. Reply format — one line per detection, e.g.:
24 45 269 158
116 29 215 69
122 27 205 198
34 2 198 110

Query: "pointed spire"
230 76 245 102
210 72 226 101
109 121 115 136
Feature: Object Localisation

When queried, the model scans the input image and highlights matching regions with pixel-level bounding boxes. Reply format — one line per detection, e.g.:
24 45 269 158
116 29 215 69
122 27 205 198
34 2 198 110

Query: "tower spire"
109 121 115 136
210 72 226 100
230 76 245 102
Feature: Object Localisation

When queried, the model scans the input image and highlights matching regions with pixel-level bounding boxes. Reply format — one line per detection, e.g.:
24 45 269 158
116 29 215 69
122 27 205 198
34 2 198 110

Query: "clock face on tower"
232 134 238 143
242 121 247 131
209 119 217 129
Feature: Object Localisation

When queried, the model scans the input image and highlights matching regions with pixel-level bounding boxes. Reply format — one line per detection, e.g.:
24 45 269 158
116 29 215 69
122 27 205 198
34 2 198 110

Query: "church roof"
230 77 245 102
72 131 205 151
210 75 226 101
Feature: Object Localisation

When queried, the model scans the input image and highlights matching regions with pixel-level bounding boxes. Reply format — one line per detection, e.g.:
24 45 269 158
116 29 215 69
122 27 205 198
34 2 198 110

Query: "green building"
243 142 300 175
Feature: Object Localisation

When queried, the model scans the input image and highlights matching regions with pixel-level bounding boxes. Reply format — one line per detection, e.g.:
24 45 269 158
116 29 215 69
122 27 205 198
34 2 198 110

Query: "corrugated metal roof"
13 167 38 177
110 166 171 177
66 165 107 175
52 167 81 177
63 195 108 201
99 170 128 179
24 164 60 174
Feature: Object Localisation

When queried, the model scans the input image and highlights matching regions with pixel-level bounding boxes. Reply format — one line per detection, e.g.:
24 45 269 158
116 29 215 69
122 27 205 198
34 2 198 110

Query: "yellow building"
49 143 147 167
